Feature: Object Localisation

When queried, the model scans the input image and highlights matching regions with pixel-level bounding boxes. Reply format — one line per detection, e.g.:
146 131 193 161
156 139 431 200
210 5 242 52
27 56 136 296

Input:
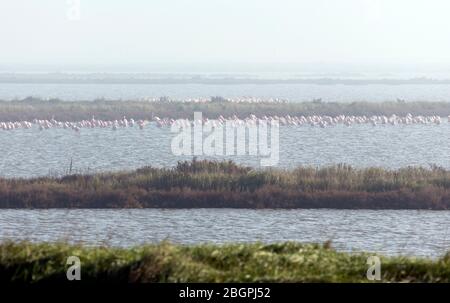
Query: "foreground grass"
1 241 449 283
1 160 450 209
2 98 450 121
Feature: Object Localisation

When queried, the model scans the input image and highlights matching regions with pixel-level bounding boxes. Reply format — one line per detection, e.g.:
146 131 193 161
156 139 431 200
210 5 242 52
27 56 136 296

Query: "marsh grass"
1 160 450 209
2 98 450 121
0 241 449 283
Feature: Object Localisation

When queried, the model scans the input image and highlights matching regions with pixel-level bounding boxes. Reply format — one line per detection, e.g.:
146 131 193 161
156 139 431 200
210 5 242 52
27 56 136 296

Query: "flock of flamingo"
0 114 448 132
138 96 289 103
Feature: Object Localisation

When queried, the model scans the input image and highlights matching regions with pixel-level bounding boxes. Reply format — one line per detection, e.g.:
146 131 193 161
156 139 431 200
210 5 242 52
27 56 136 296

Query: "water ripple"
1 209 450 258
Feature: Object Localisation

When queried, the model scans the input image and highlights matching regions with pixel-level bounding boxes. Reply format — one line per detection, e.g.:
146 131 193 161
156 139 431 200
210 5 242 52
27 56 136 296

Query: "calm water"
1 83 450 102
0 123 449 177
0 209 449 257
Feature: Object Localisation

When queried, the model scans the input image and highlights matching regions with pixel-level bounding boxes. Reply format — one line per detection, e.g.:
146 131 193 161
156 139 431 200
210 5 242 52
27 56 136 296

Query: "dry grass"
1 98 450 121
1 160 450 209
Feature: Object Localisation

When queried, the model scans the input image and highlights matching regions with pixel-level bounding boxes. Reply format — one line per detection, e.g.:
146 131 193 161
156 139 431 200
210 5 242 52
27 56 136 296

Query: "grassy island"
1 98 450 121
1 160 450 209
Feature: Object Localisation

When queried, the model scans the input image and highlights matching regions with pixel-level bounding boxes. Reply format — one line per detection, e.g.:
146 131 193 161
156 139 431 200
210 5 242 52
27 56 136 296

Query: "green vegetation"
1 98 450 121
1 241 449 283
1 160 450 209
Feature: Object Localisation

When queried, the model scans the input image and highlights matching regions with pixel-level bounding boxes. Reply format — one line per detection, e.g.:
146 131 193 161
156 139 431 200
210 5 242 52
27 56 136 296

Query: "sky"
1 0 450 72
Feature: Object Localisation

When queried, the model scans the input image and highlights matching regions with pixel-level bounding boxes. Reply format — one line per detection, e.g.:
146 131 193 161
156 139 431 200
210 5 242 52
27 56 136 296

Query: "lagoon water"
0 209 449 258
1 80 450 177
1 82 450 102
1 80 449 177
0 123 449 178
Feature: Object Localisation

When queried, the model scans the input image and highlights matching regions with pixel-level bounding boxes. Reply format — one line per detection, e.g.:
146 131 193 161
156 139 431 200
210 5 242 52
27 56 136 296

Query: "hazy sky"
1 0 450 72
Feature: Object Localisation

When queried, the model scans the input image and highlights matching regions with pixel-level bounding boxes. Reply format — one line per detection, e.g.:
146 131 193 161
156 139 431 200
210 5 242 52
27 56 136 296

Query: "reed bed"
2 98 450 121
1 160 450 209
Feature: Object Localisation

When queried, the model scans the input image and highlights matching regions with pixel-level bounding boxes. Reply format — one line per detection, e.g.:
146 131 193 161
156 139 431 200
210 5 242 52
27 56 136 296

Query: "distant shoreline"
1 77 449 85
0 72 449 85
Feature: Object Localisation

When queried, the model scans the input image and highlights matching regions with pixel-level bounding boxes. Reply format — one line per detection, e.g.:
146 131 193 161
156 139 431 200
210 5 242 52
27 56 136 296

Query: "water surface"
0 124 449 177
2 83 450 102
1 209 449 258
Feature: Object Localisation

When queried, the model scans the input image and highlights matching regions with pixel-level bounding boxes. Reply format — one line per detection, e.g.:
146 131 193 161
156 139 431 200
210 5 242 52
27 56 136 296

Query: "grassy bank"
1 160 450 209
1 241 449 283
1 98 450 121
